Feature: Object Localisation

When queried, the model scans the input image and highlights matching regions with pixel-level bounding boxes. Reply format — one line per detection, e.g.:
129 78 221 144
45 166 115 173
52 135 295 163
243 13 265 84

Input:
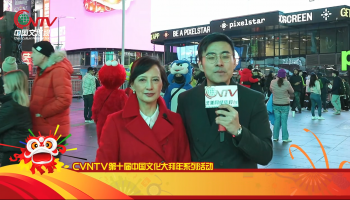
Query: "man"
317 72 330 112
250 69 263 93
30 41 73 159
177 33 272 169
289 69 302 117
330 70 342 115
82 67 96 123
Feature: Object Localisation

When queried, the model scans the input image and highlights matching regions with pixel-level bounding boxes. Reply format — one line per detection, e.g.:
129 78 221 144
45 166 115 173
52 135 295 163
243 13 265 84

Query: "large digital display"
50 0 163 51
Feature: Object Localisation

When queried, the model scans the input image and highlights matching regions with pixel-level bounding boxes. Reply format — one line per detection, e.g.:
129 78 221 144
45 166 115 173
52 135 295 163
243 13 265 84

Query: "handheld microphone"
217 82 227 143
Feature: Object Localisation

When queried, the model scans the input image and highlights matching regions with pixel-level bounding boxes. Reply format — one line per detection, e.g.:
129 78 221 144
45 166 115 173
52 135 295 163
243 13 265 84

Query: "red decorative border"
130 196 350 200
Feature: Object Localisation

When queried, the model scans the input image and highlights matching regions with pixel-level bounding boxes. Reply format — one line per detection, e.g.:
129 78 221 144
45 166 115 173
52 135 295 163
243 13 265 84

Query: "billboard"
50 0 163 52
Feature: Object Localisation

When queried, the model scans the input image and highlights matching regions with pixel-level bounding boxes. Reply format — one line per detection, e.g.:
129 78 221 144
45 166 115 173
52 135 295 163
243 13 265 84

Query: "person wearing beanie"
330 70 342 115
317 72 330 112
29 41 73 160
270 69 294 143
2 56 18 73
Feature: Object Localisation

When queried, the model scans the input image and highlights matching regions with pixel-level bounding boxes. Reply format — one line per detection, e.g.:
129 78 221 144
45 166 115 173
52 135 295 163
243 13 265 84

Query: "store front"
151 5 350 80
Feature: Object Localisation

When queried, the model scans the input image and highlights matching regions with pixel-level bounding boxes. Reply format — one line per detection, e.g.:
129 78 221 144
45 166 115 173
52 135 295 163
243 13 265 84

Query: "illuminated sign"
279 12 313 23
342 50 350 71
340 8 350 18
210 11 280 32
173 26 210 38
151 25 211 42
151 32 160 40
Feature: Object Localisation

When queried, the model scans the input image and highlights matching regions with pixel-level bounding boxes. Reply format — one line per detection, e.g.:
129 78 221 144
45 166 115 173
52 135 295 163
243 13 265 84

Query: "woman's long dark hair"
277 77 284 87
309 74 317 88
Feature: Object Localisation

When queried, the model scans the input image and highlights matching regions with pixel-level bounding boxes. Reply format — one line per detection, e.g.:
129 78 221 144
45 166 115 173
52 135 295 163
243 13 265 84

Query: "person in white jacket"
309 74 324 120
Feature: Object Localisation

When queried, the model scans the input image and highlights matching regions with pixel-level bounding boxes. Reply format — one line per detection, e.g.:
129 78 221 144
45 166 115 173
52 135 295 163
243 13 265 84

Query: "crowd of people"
0 32 349 169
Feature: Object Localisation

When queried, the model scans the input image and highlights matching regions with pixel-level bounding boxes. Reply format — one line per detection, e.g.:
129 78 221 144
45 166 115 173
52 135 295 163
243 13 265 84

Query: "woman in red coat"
95 56 191 163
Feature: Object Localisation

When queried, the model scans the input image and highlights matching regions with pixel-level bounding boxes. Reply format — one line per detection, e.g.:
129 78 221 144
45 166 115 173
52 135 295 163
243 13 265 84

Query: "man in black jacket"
177 33 272 169
289 69 302 116
317 72 330 112
331 70 342 115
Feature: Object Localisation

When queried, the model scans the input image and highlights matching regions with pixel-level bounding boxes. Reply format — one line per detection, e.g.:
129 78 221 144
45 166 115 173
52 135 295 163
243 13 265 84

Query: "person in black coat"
289 69 303 114
0 70 32 167
317 72 330 112
0 70 4 96
177 33 272 169
250 69 263 93
331 70 343 115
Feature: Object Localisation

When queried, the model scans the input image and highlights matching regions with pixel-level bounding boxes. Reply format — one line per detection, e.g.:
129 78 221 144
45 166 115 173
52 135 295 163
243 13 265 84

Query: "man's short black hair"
87 67 94 72
247 65 253 70
197 32 235 62
128 56 168 88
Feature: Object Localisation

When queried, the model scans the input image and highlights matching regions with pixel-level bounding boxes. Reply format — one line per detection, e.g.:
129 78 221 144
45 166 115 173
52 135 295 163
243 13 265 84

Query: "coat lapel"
194 82 220 154
123 94 172 161
200 80 241 155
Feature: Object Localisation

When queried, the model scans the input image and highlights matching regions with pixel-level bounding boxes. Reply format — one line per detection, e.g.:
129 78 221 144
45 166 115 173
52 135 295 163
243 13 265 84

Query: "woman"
96 56 191 163
270 69 294 143
309 74 324 120
0 70 32 167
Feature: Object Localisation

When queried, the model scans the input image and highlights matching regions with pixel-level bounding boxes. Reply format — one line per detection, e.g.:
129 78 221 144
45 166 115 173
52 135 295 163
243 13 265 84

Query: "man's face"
299 72 303 76
199 41 236 86
31 48 45 66
332 73 336 77
293 70 298 75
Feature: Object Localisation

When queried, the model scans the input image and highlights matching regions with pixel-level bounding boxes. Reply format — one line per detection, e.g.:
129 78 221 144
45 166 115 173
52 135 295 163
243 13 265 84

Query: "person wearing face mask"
177 33 272 168
0 70 32 167
29 41 73 160
95 56 191 163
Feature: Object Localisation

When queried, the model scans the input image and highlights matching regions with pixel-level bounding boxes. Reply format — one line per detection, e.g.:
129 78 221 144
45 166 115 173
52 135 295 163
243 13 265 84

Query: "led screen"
50 0 163 51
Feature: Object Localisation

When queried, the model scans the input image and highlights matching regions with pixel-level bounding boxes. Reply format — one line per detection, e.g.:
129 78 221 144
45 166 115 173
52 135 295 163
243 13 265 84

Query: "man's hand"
215 104 241 136
35 113 42 117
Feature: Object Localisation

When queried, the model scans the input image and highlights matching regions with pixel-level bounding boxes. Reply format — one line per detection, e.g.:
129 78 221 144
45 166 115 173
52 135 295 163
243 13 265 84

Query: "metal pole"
121 0 125 65
58 18 60 49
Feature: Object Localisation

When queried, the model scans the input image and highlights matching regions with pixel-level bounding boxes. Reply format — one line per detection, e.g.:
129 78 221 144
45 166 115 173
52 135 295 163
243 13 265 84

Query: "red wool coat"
92 87 128 145
95 94 191 163
240 68 259 88
29 51 73 137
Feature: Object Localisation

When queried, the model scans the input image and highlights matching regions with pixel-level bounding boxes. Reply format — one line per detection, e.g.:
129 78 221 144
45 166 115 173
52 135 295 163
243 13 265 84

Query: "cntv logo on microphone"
342 50 350 71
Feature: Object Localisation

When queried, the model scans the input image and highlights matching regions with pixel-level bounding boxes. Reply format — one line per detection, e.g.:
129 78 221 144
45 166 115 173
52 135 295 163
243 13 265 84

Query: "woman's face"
131 65 163 105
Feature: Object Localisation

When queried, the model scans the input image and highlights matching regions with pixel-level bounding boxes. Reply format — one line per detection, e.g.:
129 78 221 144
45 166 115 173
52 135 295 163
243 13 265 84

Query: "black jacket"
177 80 273 168
331 76 343 95
251 75 263 93
319 77 330 93
289 75 303 92
0 77 4 95
0 94 32 152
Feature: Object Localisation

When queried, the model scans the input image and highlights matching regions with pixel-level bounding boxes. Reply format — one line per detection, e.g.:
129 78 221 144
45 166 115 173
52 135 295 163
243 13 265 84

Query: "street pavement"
61 98 350 169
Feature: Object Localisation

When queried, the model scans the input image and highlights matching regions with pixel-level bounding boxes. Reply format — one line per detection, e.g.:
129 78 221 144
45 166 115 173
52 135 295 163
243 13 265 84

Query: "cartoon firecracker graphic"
0 125 76 175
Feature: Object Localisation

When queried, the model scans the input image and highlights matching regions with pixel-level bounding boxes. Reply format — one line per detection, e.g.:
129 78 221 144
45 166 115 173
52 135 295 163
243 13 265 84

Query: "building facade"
151 6 350 80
